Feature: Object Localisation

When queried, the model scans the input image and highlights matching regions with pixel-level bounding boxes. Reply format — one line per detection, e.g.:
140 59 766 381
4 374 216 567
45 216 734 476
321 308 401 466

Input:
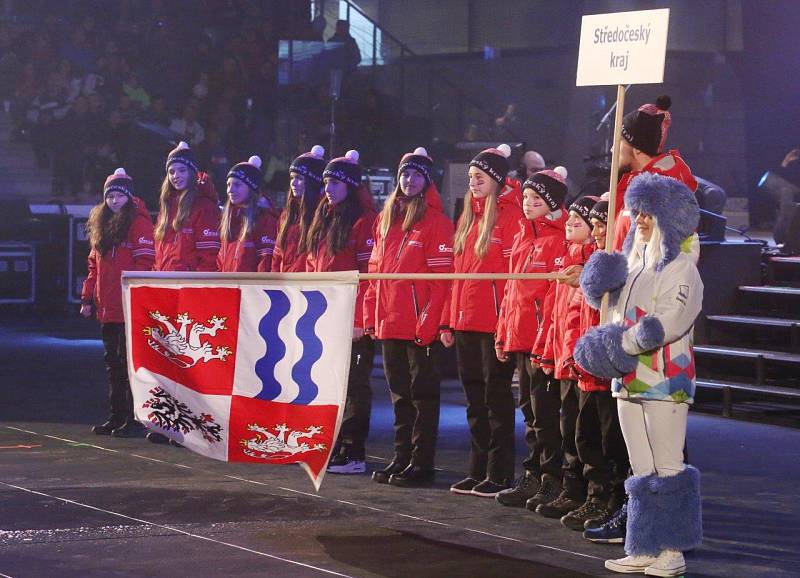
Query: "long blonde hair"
220 189 260 244
86 199 135 254
378 183 428 238
453 185 500 259
154 171 198 241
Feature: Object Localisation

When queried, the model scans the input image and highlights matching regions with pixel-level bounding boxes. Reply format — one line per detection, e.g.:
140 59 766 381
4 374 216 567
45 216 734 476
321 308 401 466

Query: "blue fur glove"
627 315 665 352
579 251 628 310
574 323 639 379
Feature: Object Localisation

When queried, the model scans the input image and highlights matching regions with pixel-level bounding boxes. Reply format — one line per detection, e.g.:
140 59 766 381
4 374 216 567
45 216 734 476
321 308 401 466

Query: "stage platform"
1 312 798 577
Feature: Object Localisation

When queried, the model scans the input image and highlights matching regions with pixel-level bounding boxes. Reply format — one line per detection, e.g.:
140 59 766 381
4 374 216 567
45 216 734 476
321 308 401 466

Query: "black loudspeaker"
775 202 800 255
0 200 32 241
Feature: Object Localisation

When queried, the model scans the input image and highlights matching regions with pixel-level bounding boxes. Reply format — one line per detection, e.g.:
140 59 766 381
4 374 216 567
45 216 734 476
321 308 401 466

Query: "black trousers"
382 339 441 468
576 389 629 504
101 323 134 424
519 357 563 478
455 331 515 483
335 336 375 460
560 379 586 500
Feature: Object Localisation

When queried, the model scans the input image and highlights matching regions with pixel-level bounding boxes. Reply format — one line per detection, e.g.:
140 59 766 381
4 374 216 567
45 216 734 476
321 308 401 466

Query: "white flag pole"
599 83 626 325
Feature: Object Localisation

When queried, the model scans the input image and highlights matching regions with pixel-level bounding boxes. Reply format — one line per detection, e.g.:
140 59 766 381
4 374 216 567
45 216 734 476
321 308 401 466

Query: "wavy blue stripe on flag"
291 291 327 405
255 290 290 400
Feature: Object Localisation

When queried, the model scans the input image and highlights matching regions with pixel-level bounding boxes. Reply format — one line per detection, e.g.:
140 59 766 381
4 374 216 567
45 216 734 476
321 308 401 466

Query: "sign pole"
599 83 626 324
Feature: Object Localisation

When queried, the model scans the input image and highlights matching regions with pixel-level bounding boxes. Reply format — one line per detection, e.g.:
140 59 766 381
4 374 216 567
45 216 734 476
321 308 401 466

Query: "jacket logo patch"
138 237 154 245
438 244 453 252
366 238 374 246
554 257 564 266
676 285 689 306
203 229 220 237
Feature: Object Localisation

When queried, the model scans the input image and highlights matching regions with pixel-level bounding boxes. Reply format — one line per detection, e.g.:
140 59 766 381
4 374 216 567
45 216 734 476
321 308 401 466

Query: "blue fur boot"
624 465 703 556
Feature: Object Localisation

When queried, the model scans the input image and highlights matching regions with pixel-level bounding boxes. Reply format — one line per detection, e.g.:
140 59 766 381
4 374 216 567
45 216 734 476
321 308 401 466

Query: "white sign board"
576 8 669 86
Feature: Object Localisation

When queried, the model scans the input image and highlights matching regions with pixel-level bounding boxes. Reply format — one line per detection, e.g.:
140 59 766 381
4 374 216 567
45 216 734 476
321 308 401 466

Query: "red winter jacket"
496 212 567 354
441 179 525 334
613 150 697 251
216 207 278 272
81 197 155 323
542 241 595 379
272 210 310 273
364 184 455 345
154 174 221 272
575 280 611 392
306 186 377 329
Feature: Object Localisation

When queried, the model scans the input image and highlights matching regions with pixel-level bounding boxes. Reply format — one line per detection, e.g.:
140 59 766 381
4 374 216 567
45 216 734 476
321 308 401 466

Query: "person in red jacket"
217 155 278 272
307 149 377 474
493 168 569 509
440 144 524 497
150 141 220 445
612 96 697 251
153 141 221 273
363 147 455 488
80 168 155 438
272 145 326 272
534 195 598 524
563 200 632 537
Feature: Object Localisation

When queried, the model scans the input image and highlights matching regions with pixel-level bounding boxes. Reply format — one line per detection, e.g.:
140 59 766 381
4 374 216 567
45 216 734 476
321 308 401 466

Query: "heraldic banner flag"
122 271 357 490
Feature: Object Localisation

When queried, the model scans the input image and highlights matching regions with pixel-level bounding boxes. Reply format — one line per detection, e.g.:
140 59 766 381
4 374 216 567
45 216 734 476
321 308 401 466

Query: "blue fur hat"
622 172 699 271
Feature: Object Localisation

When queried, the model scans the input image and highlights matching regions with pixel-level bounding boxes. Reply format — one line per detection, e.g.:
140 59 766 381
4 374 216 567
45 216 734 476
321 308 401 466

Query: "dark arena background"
1 1 800 577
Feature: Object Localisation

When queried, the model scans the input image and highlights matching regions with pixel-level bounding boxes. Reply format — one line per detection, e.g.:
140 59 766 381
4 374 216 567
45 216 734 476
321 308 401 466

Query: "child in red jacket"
153 141 220 273
439 144 524 498
535 195 598 523
574 200 631 539
364 147 455 487
272 146 326 272
307 150 377 474
217 155 277 272
493 167 569 509
80 168 154 438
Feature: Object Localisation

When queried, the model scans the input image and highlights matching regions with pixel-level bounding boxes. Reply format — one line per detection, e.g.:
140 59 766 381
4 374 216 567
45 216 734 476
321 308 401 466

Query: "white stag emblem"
241 423 326 459
143 311 232 368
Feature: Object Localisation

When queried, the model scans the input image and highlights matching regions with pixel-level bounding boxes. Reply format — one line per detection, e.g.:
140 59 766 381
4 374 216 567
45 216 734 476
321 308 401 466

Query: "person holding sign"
575 173 703 577
441 144 524 498
612 96 697 252
364 147 455 488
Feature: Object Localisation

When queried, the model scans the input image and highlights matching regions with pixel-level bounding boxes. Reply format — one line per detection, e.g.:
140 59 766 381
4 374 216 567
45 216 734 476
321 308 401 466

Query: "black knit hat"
621 95 672 157
323 149 362 188
104 167 133 198
289 145 326 183
166 141 199 173
227 155 263 191
469 144 512 185
398 146 433 185
589 200 609 224
523 167 569 211
569 195 600 228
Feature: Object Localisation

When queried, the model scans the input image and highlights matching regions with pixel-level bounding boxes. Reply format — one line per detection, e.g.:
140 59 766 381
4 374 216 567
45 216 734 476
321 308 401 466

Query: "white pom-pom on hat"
601 191 610 201
310 145 325 158
496 144 512 158
113 167 128 177
248 155 262 169
413 146 429 157
345 149 360 163
175 141 190 151
554 165 568 179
